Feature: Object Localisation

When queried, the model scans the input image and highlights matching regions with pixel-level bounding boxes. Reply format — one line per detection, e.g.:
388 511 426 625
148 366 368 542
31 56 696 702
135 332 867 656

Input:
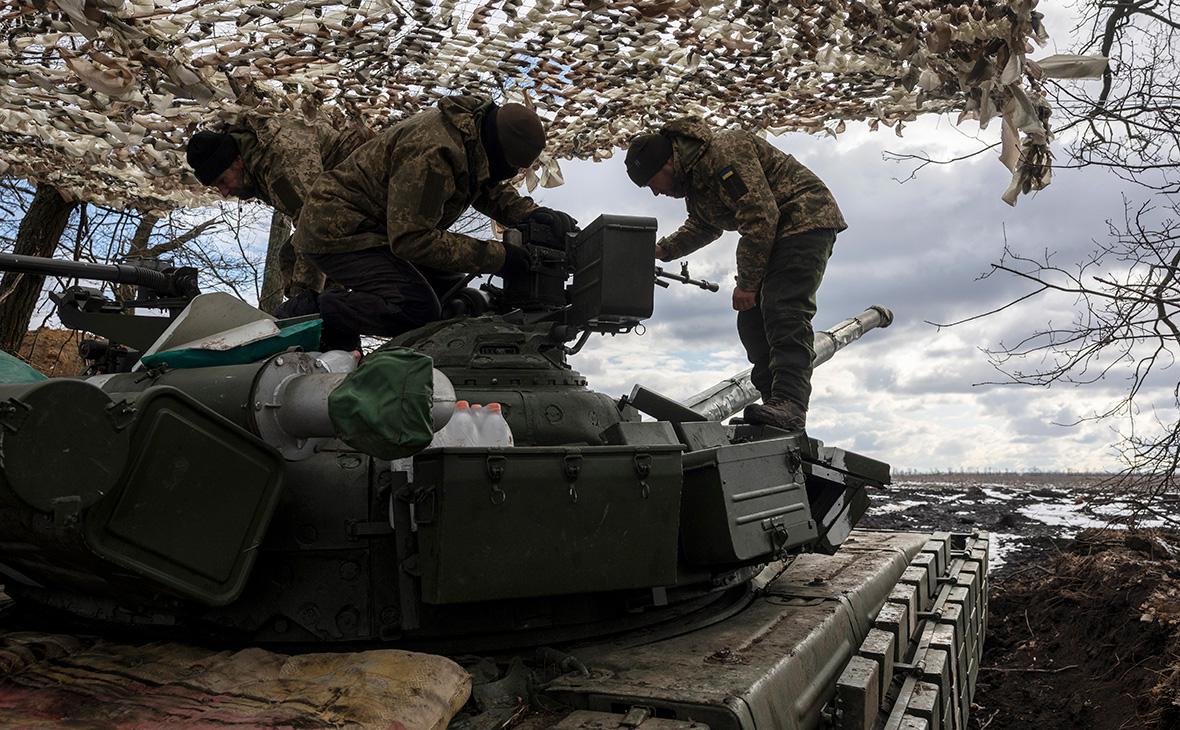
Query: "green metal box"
83 386 285 606
409 445 683 604
569 215 657 331
680 438 818 565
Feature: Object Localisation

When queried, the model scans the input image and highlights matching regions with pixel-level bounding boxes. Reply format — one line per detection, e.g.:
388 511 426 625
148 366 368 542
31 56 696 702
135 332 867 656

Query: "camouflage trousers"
736 228 836 409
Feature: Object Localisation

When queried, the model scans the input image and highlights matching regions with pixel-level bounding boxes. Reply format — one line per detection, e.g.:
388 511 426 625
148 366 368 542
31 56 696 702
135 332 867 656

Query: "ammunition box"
680 438 818 565
409 445 682 604
569 215 657 331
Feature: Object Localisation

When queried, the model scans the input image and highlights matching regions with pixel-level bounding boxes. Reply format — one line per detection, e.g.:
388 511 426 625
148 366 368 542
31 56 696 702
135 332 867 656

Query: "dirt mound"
14 328 85 376
972 529 1180 729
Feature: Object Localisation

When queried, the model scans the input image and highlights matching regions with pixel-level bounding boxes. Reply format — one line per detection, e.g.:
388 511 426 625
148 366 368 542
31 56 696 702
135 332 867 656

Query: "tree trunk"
118 212 159 304
259 210 291 314
0 184 77 352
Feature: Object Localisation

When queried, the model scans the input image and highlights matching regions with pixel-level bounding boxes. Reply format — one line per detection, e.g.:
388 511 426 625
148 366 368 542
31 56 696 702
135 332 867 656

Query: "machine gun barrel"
683 305 894 421
654 263 719 292
0 253 199 298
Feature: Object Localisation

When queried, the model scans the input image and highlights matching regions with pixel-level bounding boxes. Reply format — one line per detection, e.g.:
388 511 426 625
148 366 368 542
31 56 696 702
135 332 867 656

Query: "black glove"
526 207 579 241
498 242 530 279
273 286 320 319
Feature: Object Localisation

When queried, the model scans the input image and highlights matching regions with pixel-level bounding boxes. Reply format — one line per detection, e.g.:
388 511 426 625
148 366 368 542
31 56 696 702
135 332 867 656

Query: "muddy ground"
15 327 85 376
861 475 1180 730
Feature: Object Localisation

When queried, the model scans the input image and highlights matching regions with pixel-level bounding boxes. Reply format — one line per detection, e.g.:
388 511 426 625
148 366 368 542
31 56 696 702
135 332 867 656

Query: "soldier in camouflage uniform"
625 118 847 432
292 95 576 351
186 113 373 316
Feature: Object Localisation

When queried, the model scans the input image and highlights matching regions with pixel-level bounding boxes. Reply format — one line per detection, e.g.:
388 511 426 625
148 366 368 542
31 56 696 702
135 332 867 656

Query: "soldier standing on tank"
291 96 577 351
185 112 373 317
624 118 847 432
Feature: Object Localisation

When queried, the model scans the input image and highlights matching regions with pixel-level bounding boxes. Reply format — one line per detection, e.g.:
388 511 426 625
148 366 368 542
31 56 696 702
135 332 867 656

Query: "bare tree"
932 2 1179 513
259 211 291 314
0 184 76 350
0 177 269 369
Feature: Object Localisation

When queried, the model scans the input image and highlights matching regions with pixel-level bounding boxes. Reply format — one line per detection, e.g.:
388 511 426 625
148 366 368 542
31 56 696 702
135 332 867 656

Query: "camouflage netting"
1 0 1062 211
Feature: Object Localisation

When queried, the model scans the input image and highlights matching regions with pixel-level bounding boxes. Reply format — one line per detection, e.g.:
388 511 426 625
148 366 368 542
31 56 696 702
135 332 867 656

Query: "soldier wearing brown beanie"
292 96 577 351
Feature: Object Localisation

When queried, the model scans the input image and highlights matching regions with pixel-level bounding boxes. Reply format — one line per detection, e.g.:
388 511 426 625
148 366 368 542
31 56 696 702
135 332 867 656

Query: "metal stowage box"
680 438 818 565
84 386 285 605
409 445 683 604
569 214 657 330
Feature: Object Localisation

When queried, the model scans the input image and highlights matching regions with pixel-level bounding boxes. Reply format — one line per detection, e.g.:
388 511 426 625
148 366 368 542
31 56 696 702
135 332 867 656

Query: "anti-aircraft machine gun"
0 217 989 730
0 252 201 373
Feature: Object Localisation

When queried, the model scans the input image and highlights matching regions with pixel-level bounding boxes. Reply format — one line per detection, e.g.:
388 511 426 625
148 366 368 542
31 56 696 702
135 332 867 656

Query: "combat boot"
743 399 807 432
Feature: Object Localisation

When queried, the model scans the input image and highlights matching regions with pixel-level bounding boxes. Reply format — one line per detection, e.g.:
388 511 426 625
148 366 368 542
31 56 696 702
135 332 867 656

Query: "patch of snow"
868 499 925 515
981 488 1016 501
1018 502 1109 531
1089 500 1170 529
988 532 1023 573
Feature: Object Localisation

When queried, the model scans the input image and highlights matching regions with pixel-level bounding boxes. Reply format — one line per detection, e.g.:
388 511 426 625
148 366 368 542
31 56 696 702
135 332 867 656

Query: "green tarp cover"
0 350 47 383
138 320 322 369
328 348 434 459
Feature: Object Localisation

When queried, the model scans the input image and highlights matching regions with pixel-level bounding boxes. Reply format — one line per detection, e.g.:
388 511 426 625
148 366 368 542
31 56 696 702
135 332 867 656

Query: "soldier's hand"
526 207 579 240
654 244 669 260
732 286 757 312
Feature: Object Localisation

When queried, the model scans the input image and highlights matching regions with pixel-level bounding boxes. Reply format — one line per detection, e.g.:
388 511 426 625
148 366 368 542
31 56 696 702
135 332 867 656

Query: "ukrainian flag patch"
719 166 748 198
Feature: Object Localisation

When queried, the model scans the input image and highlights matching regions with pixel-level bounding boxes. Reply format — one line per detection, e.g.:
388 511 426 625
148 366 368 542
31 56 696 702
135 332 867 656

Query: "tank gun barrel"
684 305 894 421
0 253 199 298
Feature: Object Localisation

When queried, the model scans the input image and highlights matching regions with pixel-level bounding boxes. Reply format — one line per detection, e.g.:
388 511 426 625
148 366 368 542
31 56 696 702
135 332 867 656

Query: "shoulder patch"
419 170 446 218
718 166 748 198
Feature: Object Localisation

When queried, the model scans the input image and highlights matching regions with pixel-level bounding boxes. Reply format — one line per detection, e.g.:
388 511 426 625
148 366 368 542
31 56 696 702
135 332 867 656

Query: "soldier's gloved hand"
526 207 579 242
273 286 320 319
498 242 530 279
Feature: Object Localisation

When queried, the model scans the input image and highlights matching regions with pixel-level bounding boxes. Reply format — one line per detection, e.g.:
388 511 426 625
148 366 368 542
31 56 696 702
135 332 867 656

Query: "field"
862 474 1180 730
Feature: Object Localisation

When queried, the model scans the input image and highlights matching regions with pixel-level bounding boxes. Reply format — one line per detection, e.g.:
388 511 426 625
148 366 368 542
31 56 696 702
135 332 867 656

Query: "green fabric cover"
139 320 322 369
0 350 48 383
328 347 435 459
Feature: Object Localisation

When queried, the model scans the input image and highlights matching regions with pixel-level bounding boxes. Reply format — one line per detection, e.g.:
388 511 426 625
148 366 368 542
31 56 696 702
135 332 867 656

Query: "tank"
0 217 988 730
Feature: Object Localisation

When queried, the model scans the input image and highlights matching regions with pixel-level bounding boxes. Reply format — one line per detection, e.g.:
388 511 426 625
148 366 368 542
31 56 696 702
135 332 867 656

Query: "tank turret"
0 218 978 730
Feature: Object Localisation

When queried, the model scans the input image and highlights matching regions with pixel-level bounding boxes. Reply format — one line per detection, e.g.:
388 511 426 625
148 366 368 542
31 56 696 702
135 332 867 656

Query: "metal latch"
634 452 653 499
485 455 507 504
764 518 790 552
0 397 30 432
51 495 82 528
105 398 137 431
563 452 582 503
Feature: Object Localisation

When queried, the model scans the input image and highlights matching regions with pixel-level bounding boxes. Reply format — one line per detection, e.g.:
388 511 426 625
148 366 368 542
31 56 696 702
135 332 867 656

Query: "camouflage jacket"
231 112 372 222
293 95 539 274
657 118 847 291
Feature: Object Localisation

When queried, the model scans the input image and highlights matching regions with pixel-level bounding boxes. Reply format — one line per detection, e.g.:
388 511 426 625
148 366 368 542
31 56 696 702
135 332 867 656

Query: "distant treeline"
893 469 1115 477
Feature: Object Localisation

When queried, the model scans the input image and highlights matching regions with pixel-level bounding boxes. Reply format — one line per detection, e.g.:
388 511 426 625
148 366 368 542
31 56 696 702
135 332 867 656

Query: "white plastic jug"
437 400 477 447
482 402 514 446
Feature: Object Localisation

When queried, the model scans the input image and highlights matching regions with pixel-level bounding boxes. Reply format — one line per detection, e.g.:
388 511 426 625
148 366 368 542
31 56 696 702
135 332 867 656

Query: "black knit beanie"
625 133 673 186
186 131 240 185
